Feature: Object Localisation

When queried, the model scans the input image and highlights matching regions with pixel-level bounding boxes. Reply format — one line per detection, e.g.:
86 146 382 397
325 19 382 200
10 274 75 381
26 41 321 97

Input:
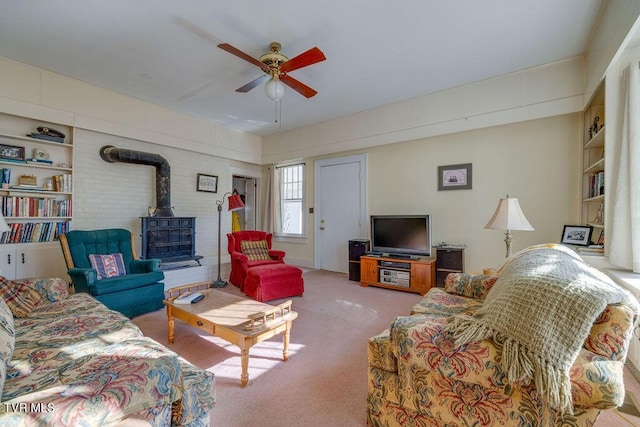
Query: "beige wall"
275 113 581 272
583 0 640 100
262 56 585 164
0 57 262 164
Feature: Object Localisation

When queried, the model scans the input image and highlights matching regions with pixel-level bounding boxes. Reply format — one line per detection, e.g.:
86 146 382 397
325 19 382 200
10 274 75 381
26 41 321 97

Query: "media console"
360 255 435 295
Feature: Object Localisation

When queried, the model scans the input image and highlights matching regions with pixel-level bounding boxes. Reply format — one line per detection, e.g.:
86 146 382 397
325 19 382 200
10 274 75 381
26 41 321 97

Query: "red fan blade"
280 47 326 73
280 74 318 98
236 74 270 93
218 43 270 73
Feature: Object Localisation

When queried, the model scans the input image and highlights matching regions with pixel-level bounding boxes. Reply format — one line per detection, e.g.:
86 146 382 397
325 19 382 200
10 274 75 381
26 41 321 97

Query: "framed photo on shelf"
197 173 218 193
438 163 472 191
0 144 25 161
561 225 593 246
597 230 605 245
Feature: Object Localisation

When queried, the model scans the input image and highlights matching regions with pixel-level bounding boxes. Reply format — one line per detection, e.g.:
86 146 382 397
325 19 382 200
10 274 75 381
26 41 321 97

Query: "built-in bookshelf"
0 111 73 279
581 81 605 251
0 113 73 241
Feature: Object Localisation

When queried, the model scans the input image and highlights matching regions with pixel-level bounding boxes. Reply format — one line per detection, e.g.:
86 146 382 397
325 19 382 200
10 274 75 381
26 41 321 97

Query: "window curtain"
262 165 282 234
609 62 640 273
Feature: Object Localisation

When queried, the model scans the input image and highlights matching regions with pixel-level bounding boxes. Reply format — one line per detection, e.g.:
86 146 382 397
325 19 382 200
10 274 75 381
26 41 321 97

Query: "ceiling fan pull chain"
274 99 278 123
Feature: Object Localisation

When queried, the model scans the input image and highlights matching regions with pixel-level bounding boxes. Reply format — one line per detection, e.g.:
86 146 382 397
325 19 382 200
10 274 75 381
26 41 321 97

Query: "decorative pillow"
88 253 127 280
0 297 13 401
14 277 69 302
240 240 271 261
444 273 498 299
0 277 45 318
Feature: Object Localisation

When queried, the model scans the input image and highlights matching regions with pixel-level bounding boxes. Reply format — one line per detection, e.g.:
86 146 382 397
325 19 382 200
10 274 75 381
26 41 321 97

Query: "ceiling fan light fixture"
265 77 285 101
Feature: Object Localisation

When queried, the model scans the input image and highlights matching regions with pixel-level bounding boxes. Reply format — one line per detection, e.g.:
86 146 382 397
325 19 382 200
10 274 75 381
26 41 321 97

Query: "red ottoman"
244 264 304 302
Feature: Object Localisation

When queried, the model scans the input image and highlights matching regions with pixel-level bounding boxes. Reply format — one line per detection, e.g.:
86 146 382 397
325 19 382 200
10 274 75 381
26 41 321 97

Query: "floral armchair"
367 269 638 426
227 231 285 289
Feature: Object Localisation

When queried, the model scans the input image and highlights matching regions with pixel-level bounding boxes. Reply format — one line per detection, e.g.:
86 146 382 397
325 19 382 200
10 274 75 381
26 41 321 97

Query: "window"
278 163 304 236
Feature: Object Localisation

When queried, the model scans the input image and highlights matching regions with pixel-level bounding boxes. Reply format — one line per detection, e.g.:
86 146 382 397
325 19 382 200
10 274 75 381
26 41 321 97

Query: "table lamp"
485 194 534 258
211 191 245 288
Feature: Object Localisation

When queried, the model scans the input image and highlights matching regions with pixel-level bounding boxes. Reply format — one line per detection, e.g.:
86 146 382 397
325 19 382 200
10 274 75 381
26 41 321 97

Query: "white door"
315 155 367 272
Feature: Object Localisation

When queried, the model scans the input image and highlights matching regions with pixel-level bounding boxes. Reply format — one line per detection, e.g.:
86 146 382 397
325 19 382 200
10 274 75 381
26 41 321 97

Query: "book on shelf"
0 158 26 164
588 171 605 198
26 158 54 165
577 246 605 254
9 185 45 191
30 223 41 243
26 133 64 143
1 168 10 185
52 174 72 192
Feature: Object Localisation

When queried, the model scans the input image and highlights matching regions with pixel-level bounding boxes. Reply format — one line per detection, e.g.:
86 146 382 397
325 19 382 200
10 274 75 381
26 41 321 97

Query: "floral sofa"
0 276 215 426
367 244 639 426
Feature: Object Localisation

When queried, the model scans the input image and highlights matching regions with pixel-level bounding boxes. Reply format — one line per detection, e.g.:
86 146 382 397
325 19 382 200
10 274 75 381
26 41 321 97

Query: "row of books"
0 221 69 244
1 197 71 218
52 174 72 192
587 171 604 198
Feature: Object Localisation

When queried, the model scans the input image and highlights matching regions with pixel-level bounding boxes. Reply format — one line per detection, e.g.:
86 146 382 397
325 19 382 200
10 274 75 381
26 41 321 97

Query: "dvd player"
380 260 411 270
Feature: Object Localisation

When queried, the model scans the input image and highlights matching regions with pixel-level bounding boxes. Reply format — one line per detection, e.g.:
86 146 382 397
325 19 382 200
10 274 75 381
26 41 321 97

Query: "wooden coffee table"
164 282 298 387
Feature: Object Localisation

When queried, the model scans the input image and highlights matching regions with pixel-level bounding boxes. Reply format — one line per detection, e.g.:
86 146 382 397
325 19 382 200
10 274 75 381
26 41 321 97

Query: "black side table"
434 245 465 287
348 239 370 281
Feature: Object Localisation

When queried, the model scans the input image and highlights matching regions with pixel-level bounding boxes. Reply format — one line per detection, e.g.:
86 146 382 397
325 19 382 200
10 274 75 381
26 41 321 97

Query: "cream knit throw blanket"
446 245 635 414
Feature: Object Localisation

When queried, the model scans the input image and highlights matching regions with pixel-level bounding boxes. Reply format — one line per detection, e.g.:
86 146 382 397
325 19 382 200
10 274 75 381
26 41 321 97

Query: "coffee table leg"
167 308 175 344
283 320 292 361
241 348 249 387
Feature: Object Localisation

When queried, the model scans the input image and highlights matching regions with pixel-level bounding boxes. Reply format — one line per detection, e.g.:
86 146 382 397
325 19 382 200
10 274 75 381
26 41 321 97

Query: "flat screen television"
370 215 432 257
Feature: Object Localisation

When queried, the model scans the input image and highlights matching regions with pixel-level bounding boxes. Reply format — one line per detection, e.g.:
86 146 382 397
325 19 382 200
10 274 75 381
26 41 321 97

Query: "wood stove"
140 216 202 265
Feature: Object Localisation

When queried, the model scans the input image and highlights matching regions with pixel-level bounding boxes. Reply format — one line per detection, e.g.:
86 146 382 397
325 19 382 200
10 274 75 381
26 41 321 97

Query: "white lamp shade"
485 196 534 231
0 214 9 233
265 78 285 101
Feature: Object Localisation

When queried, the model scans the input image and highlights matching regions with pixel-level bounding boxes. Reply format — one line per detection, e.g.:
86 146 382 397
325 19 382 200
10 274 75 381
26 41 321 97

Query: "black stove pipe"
99 145 174 217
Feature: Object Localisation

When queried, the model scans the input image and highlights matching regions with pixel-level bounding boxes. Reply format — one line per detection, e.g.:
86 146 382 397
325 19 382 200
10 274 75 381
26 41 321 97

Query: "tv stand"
360 255 435 295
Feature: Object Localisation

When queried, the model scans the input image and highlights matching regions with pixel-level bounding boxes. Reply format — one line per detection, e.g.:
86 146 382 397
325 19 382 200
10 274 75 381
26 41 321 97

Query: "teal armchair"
59 228 165 317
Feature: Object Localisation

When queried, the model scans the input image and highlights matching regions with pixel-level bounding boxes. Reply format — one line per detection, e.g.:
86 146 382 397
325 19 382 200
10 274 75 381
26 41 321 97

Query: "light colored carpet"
133 268 421 427
133 268 640 426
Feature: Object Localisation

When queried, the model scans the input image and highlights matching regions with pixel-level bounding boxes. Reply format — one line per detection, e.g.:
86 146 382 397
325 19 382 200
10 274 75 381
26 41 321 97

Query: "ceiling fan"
218 42 326 99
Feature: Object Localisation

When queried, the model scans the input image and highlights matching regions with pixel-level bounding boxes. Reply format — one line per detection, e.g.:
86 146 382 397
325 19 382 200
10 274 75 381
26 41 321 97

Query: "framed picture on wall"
197 173 218 193
560 225 593 246
438 163 472 191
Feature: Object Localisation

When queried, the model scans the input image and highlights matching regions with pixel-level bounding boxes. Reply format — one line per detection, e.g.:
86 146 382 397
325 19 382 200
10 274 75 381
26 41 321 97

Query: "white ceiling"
0 1 603 137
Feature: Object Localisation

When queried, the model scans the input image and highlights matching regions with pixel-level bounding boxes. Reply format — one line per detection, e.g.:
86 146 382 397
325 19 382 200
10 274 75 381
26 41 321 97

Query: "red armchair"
227 231 286 289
